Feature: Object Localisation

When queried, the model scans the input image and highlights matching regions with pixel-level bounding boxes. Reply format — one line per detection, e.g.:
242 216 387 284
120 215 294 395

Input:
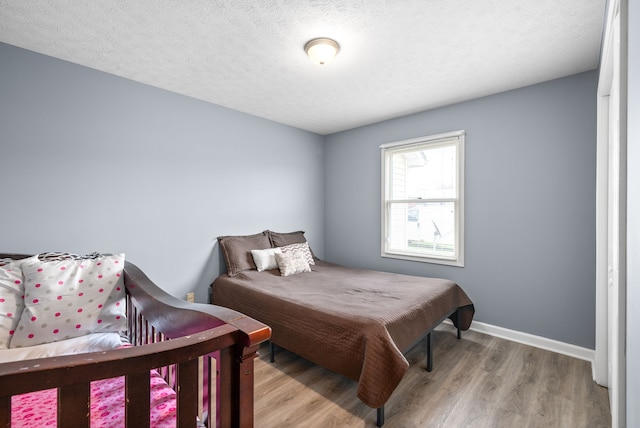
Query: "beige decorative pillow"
279 242 315 265
275 252 311 277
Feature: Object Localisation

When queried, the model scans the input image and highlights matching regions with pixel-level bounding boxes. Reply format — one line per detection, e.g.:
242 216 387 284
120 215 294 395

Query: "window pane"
390 143 457 200
387 201 457 259
381 130 464 266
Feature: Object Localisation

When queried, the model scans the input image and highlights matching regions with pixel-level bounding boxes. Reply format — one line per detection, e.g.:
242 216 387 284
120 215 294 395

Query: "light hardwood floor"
253 324 610 427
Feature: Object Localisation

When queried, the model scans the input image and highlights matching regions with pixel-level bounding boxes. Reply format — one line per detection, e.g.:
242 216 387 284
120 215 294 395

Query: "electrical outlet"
186 292 195 303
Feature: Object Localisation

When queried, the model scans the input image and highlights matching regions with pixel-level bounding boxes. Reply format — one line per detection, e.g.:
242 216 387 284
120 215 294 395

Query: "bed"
210 231 475 426
0 252 271 427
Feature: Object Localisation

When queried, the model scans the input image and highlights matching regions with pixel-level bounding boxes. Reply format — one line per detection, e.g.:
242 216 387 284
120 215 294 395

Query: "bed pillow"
10 253 127 348
218 231 271 277
267 230 307 247
275 251 311 277
0 256 38 349
268 230 317 260
279 242 315 266
251 248 282 272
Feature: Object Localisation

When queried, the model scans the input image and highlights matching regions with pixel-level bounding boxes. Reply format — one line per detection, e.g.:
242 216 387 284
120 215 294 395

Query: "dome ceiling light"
304 38 340 65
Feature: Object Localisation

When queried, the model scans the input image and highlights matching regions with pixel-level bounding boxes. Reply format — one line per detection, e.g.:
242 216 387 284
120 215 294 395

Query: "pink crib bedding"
10 369 177 427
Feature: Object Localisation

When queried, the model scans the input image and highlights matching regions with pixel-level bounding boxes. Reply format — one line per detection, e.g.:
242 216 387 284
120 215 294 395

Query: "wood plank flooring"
253 324 610 427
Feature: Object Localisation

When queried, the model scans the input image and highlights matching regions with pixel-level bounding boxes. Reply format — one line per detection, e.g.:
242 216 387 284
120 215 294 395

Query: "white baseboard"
442 319 595 364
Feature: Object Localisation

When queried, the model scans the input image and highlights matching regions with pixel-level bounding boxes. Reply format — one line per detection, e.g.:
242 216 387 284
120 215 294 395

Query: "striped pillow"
279 242 315 265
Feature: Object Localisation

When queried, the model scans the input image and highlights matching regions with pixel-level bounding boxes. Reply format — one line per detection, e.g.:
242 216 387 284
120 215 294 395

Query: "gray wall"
626 0 639 423
0 42 602 351
0 43 325 303
324 71 598 349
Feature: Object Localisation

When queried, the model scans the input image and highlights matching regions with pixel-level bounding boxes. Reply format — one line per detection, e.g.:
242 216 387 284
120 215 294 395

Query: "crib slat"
0 395 10 428
177 358 199 427
144 319 150 345
217 346 234 427
126 372 150 426
136 313 143 346
58 383 90 428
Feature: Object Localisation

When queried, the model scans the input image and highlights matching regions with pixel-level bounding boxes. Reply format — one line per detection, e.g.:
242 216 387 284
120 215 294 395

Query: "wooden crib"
0 253 271 427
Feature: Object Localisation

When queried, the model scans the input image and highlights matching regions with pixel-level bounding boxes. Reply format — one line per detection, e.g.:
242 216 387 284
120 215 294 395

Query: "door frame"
595 0 627 426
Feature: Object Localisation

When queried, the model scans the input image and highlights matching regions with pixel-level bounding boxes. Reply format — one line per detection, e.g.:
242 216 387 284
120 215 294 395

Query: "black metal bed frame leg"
456 309 461 339
377 406 384 427
426 332 433 372
269 341 275 363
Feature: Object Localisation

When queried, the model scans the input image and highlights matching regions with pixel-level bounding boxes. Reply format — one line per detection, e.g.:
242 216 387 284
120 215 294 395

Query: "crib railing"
0 324 247 427
125 289 220 427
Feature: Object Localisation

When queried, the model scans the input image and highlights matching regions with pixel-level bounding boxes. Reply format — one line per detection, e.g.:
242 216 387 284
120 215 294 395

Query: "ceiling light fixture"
304 38 340 65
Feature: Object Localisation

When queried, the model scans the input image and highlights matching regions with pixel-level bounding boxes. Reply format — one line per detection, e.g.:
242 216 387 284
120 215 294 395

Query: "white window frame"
380 130 465 267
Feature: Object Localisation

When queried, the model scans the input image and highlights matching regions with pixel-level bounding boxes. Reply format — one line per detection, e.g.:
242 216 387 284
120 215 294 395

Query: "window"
380 130 464 266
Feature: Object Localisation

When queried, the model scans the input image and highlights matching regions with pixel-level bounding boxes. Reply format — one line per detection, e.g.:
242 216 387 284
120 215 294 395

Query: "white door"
607 10 626 427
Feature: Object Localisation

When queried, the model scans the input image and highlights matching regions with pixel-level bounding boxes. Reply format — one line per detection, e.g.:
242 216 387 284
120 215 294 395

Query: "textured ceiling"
0 0 606 135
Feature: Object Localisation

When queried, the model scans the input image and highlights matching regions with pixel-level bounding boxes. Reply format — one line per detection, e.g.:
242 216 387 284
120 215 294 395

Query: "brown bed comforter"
211 260 474 408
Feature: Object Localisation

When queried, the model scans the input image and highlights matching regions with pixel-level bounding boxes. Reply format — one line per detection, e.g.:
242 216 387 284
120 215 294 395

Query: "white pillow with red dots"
0 256 38 349
9 253 127 348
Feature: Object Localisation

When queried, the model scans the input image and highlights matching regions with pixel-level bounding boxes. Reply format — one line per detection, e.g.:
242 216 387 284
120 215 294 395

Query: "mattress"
212 260 474 408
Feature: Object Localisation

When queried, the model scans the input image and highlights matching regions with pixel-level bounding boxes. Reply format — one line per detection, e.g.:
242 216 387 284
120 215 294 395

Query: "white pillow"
275 251 311 277
279 242 315 265
0 256 38 349
251 248 282 272
10 253 127 348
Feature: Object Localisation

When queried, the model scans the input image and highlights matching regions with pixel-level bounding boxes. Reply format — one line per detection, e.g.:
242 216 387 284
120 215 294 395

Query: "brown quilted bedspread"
211 260 474 408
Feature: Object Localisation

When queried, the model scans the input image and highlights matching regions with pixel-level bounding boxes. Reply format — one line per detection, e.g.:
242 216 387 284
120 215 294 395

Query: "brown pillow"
268 230 307 247
218 231 271 276
268 230 317 259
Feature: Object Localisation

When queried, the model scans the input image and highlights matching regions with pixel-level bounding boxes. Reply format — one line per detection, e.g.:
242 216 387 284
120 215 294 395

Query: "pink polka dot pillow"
0 256 38 349
10 253 127 348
